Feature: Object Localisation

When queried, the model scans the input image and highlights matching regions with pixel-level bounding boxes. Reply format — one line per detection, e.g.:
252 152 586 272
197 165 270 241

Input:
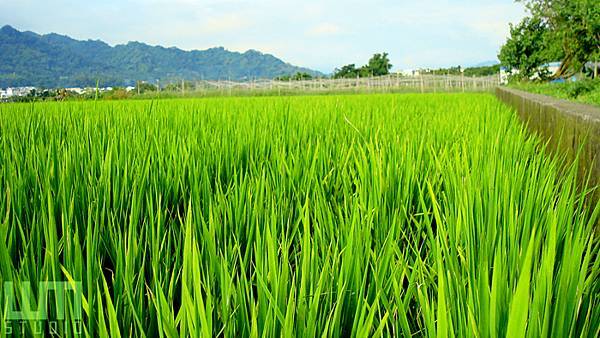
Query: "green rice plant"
0 93 598 337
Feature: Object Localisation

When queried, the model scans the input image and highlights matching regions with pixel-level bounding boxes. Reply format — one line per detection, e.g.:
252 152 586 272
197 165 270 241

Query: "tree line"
278 53 501 81
419 65 501 77
332 53 393 79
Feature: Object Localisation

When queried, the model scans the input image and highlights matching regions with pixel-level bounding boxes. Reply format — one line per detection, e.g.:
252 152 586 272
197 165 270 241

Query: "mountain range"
0 25 322 88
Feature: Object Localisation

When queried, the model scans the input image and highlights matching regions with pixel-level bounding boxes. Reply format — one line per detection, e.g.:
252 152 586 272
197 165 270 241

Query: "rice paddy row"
0 93 598 337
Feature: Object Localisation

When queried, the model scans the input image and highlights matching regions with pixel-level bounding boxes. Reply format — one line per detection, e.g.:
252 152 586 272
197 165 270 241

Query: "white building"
66 87 86 95
399 69 419 77
500 68 510 85
546 62 562 75
399 69 415 76
503 62 562 81
13 87 35 96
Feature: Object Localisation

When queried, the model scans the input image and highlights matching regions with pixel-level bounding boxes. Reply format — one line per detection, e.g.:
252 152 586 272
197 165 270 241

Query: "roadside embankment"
496 87 600 203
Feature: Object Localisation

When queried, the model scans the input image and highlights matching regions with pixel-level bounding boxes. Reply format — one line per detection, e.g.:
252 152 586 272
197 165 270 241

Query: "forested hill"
0 25 321 87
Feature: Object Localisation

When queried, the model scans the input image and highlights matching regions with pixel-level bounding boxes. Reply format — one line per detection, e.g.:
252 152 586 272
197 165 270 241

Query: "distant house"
398 70 411 77
543 61 598 80
501 61 562 81
1 87 35 98
545 62 562 76
500 67 510 84
528 62 562 80
66 87 86 95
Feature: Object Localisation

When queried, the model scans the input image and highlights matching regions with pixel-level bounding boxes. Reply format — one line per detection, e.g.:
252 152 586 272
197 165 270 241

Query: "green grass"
0 93 598 337
510 79 600 107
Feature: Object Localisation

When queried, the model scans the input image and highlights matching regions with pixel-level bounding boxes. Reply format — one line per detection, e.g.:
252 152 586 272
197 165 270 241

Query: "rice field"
0 93 598 337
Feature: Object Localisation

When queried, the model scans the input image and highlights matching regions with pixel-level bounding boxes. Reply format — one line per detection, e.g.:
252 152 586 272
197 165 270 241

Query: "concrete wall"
496 87 600 203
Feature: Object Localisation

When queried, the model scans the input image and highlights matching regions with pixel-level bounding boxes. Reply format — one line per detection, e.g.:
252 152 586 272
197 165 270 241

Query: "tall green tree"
498 17 561 79
514 0 600 77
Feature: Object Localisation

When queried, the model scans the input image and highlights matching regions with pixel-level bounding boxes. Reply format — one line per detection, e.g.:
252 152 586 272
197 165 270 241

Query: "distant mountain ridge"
0 25 322 88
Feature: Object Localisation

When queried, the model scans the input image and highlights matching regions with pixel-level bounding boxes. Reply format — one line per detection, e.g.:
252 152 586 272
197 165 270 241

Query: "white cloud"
0 0 529 72
307 23 343 37
199 13 251 34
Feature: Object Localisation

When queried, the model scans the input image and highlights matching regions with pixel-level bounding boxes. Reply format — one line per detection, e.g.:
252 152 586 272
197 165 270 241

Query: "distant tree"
292 72 313 81
363 53 393 76
422 66 461 76
104 88 131 100
134 82 157 94
333 53 392 79
275 74 291 81
275 72 313 81
421 65 501 77
333 64 360 79
163 80 196 92
164 83 179 92
464 64 501 77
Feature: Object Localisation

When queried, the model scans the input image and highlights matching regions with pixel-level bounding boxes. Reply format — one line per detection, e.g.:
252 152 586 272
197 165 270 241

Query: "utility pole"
182 79 185 95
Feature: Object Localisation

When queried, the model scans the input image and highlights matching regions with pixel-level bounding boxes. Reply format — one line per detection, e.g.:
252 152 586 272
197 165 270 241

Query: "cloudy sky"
0 0 526 72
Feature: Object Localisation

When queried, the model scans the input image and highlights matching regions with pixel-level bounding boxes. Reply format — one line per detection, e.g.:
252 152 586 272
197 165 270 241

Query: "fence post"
446 72 449 91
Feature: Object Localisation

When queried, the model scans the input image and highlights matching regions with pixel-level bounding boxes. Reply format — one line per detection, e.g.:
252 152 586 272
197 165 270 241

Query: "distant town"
0 86 136 101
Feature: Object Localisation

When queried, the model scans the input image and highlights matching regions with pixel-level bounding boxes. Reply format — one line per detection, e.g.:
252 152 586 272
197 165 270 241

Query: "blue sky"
0 0 526 73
